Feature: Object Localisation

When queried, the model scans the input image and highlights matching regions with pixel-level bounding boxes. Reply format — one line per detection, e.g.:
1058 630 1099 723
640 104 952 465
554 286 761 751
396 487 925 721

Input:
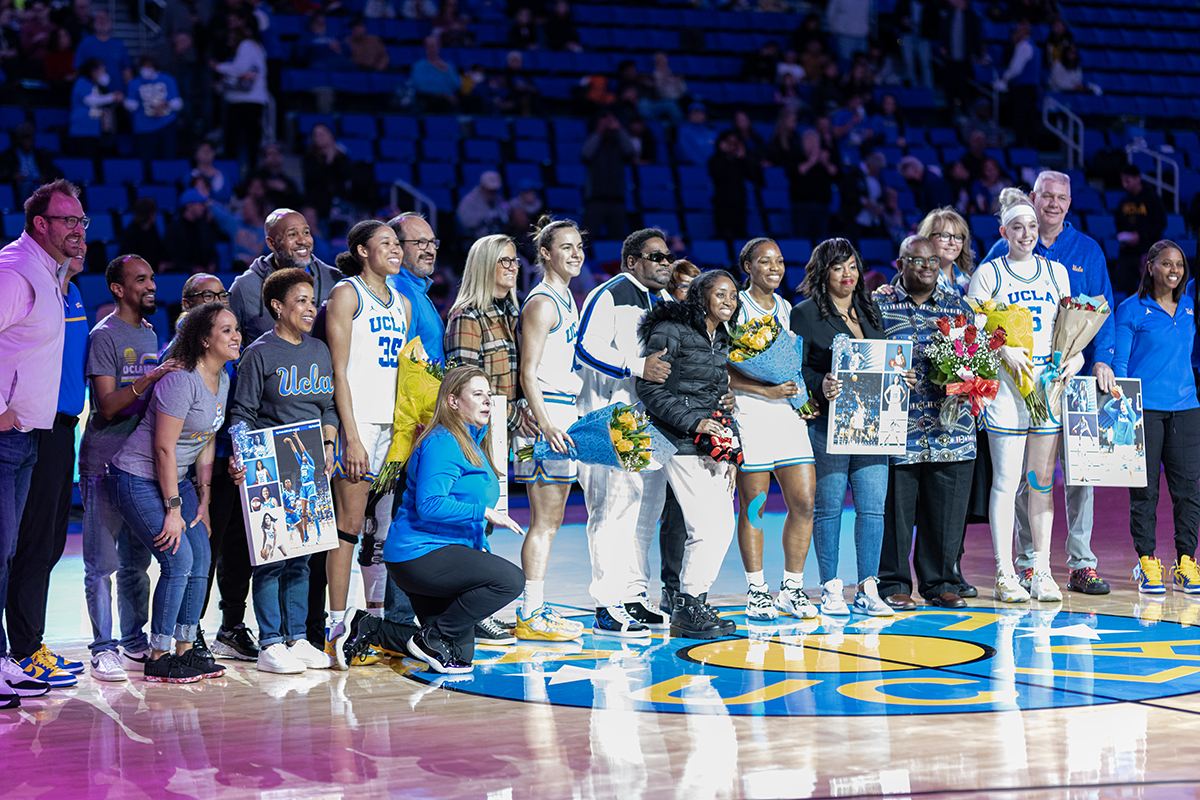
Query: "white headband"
1000 203 1036 228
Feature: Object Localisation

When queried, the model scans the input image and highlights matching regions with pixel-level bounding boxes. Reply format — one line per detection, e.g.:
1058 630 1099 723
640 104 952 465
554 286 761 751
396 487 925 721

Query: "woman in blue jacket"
1112 240 1200 596
336 366 525 674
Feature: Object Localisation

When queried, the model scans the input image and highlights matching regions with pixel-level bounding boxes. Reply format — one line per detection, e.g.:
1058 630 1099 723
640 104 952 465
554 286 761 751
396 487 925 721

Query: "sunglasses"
638 251 677 265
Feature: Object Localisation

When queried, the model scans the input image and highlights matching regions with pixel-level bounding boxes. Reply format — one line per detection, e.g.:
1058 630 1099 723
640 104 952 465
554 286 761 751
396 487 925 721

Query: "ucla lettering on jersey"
522 282 583 398
974 255 1068 361
343 276 408 423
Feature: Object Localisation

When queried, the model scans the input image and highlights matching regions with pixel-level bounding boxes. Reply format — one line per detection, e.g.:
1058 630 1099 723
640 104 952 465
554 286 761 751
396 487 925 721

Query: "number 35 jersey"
343 275 408 423
968 254 1069 363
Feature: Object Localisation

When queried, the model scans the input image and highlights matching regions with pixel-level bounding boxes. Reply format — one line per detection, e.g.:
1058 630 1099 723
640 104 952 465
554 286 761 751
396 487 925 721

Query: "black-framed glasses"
186 290 230 303
399 238 440 250
931 232 966 244
497 257 520 269
901 257 939 268
639 251 677 265
43 215 90 230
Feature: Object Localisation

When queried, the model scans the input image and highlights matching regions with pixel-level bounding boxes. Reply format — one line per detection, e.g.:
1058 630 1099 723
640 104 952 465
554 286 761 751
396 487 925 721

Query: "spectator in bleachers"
158 0 210 137
709 129 761 241
742 40 780 84
191 141 231 202
0 123 64 204
303 124 351 219
44 27 77 86
788 128 839 243
119 198 164 271
790 12 827 56
826 0 870 63
300 205 335 265
1114 164 1168 297
211 192 268 266
470 65 516 115
963 99 1006 150
939 0 985 112
296 12 352 70
898 155 953 216
960 129 987 181
870 92 906 148
993 20 1040 149
799 42 830 88
945 160 974 215
895 0 936 90
431 0 472 48
213 23 268 172
72 11 130 91
844 150 888 240
839 53 876 101
813 115 841 164
774 72 803 116
1047 44 1084 94
626 115 657 165
971 158 1013 215
581 110 633 239
612 83 642 128
19 0 56 67
776 48 804 86
365 0 399 18
0 6 20 78
60 0 95 46
68 57 123 158
411 34 462 111
766 108 800 167
832 91 878 151
504 50 539 116
457 170 511 244
544 0 581 52
649 52 687 124
509 178 543 237
508 6 538 49
124 55 184 160
731 111 767 166
811 63 844 118
676 103 717 167
162 188 220 273
253 143 303 211
1012 0 1053 25
1045 16 1073 67
347 17 389 72
880 187 908 245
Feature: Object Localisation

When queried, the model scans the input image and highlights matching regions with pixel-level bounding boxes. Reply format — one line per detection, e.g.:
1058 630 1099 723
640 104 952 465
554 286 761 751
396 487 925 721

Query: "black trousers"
1130 407 1200 561
203 456 254 631
364 616 419 654
386 546 524 662
224 102 264 172
879 459 974 599
659 482 687 594
7 414 76 659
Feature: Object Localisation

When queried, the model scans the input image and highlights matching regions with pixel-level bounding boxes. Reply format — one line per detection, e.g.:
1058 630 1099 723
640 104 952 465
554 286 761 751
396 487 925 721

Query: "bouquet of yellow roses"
373 337 449 489
967 297 1047 424
515 403 676 471
728 314 818 415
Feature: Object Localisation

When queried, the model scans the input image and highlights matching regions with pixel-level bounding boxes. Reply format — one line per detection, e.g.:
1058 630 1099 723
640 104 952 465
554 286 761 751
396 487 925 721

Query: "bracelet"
324 439 336 448
198 482 211 488
130 380 144 397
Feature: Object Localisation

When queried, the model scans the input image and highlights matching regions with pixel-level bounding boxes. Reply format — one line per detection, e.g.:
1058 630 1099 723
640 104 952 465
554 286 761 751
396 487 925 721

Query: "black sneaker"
592 606 651 639
670 593 724 640
333 609 383 671
178 647 226 679
212 624 259 661
474 615 517 645
143 654 205 684
406 628 473 674
624 594 669 628
193 629 214 661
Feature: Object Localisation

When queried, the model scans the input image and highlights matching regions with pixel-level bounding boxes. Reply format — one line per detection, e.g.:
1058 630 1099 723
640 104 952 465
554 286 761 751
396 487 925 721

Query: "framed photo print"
826 335 913 456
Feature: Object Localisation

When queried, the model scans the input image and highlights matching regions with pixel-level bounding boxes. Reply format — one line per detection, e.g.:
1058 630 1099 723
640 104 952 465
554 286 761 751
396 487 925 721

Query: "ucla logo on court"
415 608 1200 717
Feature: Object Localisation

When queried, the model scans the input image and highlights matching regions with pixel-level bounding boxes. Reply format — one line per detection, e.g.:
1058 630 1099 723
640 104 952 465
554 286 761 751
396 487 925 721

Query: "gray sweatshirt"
230 331 339 431
229 253 344 345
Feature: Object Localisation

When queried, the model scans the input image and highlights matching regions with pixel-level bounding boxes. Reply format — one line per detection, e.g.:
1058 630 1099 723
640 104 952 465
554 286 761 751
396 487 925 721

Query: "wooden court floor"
6 483 1200 800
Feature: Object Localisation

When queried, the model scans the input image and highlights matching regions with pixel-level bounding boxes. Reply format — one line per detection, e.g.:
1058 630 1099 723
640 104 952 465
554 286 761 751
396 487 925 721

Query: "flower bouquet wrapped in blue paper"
515 403 677 471
728 315 818 414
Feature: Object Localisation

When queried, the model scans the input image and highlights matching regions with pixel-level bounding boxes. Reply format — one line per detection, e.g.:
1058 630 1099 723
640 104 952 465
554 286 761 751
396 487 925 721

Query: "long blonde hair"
449 234 518 317
917 206 975 276
412 366 499 474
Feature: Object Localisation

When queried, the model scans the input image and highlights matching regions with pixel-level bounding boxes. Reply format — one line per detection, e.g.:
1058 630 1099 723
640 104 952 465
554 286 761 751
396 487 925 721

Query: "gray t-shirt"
113 368 229 481
79 314 161 477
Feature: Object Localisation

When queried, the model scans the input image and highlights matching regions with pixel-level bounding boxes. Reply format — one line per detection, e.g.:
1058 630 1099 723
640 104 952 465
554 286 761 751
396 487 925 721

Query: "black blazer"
790 295 886 412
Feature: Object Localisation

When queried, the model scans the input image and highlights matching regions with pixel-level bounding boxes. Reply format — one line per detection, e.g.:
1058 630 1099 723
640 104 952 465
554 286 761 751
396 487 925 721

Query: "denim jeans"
82 475 152 655
0 430 39 656
253 555 311 647
112 468 210 652
808 417 889 585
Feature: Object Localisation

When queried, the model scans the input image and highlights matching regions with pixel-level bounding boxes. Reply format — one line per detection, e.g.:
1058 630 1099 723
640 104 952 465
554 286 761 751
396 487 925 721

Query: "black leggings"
386 545 524 661
1130 407 1200 562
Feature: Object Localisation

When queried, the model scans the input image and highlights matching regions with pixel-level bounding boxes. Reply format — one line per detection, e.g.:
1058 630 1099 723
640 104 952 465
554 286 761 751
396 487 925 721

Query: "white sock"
783 570 804 587
327 609 345 630
366 607 383 618
1034 551 1051 573
522 580 545 616
745 570 765 587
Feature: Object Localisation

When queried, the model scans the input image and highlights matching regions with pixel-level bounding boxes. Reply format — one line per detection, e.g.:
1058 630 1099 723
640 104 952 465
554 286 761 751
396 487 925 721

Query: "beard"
139 295 158 316
274 249 312 271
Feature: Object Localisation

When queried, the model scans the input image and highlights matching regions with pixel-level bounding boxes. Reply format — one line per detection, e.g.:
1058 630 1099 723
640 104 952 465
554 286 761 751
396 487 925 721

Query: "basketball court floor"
5 481 1200 799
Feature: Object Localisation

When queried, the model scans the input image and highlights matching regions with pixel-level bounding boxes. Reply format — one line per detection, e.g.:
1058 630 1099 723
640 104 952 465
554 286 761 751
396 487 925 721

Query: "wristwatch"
164 495 183 511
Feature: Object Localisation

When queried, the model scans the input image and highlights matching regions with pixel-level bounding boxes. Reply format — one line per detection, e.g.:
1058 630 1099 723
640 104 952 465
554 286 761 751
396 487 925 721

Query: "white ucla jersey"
968 254 1068 363
343 275 407 423
522 282 582 401
737 290 789 329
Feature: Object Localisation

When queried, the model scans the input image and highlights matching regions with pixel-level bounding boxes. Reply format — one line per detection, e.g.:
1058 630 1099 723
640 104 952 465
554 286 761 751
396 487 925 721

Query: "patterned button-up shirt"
875 280 977 466
444 295 522 430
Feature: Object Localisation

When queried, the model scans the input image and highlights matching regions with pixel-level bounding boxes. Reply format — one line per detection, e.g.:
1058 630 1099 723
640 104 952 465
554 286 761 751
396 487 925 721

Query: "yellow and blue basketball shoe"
17 648 77 688
1172 556 1200 594
1133 556 1167 594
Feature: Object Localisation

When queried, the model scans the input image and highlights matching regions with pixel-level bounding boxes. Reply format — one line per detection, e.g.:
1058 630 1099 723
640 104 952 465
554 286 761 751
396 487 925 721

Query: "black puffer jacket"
636 300 732 456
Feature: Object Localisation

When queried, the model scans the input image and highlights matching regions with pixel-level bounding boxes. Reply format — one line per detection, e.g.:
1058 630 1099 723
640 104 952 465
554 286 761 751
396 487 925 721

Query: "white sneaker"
775 580 819 619
0 655 50 697
746 583 779 621
120 648 150 672
995 571 1032 603
257 643 306 674
820 579 851 616
89 650 128 682
852 577 895 617
289 639 335 669
1030 570 1063 602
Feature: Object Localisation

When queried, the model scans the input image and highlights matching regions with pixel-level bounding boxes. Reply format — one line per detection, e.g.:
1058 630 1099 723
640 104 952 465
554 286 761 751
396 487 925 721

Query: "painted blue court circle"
405 607 1200 716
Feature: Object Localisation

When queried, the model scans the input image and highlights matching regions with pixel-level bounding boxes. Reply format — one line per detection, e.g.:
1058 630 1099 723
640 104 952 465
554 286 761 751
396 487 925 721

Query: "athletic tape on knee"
748 492 767 525
337 529 359 544
1026 470 1053 494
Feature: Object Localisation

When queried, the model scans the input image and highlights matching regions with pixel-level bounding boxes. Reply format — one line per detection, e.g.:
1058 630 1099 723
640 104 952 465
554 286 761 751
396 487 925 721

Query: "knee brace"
337 530 359 545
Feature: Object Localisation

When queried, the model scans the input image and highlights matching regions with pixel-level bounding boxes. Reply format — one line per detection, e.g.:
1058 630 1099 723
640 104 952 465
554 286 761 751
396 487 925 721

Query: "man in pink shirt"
0 178 85 708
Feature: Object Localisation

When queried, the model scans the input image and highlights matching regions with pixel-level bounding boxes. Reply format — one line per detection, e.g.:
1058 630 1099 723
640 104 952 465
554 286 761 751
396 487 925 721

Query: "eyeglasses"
399 238 440 251
931 232 966 244
901 257 939 268
497 257 519 269
185 290 230 303
638 251 677 265
43 215 90 230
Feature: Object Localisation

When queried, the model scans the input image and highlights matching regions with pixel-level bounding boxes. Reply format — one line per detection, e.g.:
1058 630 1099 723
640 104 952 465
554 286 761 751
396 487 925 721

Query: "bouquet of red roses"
1042 294 1111 421
925 312 1006 426
692 411 743 465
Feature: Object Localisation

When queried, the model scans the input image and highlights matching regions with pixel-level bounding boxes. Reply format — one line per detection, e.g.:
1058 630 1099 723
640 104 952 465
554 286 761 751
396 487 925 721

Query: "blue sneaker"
17 648 77 688
1173 556 1200 594
592 606 651 639
40 646 84 675
1133 556 1167 595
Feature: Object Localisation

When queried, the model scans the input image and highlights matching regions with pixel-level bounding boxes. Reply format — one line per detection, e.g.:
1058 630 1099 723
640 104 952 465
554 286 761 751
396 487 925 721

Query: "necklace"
359 275 390 306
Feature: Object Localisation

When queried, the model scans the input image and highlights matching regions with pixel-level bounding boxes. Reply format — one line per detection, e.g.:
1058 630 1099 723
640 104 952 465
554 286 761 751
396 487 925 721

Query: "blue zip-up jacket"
383 424 499 563
1112 292 1198 412
387 267 445 362
1184 277 1200 371
985 221 1115 370
59 282 88 417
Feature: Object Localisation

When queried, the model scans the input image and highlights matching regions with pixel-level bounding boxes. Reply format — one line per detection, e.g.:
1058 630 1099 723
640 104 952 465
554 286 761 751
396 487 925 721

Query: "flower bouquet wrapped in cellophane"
1042 294 1111 422
515 403 677 471
373 337 449 490
728 314 818 415
967 298 1047 425
925 312 1005 426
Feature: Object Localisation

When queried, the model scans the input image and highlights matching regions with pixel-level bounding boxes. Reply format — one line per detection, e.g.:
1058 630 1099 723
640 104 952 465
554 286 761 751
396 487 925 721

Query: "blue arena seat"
504 163 542 190
464 139 502 163
472 118 509 141
381 115 420 140
642 212 681 235
423 116 462 141
86 213 116 242
515 140 551 163
373 161 413 186
691 239 731 267
150 159 192 186
341 138 375 162
340 114 378 139
421 140 459 162
53 158 96 184
0 184 13 214
513 118 548 140
684 212 715 239
378 139 416 161
3 212 24 238
554 164 586 187
545 186 583 212
136 184 178 210
592 240 623 263
417 163 456 188
460 162 497 190
86 185 129 214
